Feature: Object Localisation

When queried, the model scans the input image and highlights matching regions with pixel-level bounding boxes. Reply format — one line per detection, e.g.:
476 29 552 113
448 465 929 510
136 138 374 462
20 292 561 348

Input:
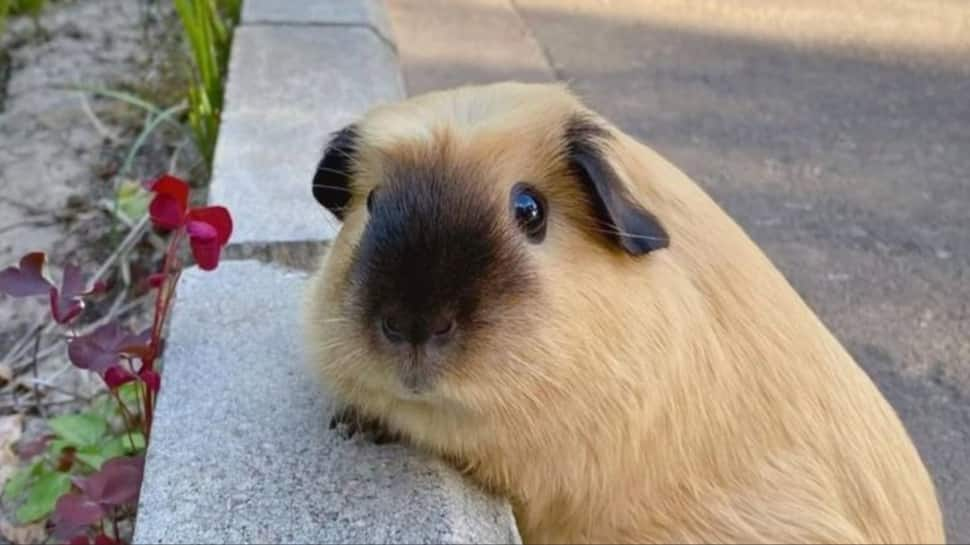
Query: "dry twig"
77 90 122 142
30 329 47 418
8 293 147 376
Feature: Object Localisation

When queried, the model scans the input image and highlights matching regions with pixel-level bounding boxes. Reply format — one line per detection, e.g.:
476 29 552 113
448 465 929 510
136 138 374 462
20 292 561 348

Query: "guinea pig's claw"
329 405 399 445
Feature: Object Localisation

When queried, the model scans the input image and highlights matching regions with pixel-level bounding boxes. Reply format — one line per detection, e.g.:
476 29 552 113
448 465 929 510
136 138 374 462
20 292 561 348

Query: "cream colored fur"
303 82 945 544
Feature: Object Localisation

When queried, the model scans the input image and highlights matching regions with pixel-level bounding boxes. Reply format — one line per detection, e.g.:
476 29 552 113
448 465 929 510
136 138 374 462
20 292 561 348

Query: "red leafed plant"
0 174 232 544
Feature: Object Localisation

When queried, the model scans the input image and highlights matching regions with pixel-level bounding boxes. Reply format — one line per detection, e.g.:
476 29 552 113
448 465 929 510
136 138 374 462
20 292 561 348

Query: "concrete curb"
210 2 404 247
241 0 396 50
132 263 520 544
133 2 522 543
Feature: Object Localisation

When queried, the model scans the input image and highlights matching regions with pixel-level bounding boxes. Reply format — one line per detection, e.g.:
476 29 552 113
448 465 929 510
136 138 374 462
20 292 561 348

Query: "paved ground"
387 0 970 541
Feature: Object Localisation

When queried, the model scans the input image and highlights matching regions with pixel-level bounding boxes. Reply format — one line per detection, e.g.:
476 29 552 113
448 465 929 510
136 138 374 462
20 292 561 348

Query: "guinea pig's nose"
429 314 457 340
380 312 457 346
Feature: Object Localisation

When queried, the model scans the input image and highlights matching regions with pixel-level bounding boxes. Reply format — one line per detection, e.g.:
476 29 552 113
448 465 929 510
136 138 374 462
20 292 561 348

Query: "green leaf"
115 180 151 221
118 102 186 180
104 437 129 459
48 413 108 448
90 394 116 419
0 0 9 33
12 0 45 17
2 461 42 501
74 445 107 471
123 432 146 453
76 432 142 470
2 469 30 501
117 382 142 410
46 438 71 457
15 471 70 523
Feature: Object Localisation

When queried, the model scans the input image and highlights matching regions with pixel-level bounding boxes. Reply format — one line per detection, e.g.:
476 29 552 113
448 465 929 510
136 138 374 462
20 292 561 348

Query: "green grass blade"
55 84 166 116
173 0 239 166
119 101 187 179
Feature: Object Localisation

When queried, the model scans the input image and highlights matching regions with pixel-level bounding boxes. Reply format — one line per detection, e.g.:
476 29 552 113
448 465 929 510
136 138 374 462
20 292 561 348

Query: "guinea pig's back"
613 132 944 543
797 320 944 544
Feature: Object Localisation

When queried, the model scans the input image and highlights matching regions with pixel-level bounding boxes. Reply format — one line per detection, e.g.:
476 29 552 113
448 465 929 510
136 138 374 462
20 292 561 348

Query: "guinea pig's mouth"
361 308 460 397
389 346 445 397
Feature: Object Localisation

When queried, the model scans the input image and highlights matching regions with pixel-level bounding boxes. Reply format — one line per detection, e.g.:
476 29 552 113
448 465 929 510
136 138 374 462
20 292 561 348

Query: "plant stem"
133 369 144 421
128 357 151 441
145 386 154 439
111 389 138 452
144 229 182 440
149 231 182 347
111 509 121 541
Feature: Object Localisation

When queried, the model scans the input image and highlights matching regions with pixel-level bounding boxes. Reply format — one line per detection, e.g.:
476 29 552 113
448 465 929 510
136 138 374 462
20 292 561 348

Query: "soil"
0 1 197 542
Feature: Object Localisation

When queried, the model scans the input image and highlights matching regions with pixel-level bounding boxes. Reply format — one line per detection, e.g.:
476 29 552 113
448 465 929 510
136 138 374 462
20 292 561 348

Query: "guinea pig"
303 81 944 544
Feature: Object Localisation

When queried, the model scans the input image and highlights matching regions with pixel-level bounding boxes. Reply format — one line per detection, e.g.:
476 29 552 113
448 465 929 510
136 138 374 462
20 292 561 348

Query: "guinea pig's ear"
564 116 670 256
312 124 360 220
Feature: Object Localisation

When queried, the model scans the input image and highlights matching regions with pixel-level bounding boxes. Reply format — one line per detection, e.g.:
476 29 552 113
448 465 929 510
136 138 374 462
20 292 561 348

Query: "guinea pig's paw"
328 404 361 438
328 405 399 445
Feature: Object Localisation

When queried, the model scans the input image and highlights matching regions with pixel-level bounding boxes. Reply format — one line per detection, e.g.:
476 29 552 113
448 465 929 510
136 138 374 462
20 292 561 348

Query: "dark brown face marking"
564 116 670 255
349 153 534 387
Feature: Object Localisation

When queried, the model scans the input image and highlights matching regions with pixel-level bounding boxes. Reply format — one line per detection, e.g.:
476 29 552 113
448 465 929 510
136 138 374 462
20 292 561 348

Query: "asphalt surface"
387 1 970 541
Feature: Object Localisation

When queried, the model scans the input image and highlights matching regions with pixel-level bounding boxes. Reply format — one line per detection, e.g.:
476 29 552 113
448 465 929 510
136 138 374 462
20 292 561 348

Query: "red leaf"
68 324 121 372
89 280 108 294
50 264 99 324
126 346 154 362
51 493 105 540
186 206 232 246
68 536 91 545
75 456 145 507
60 264 86 300
50 286 85 325
0 252 53 297
148 194 186 230
121 328 153 362
93 534 119 545
185 219 217 241
147 272 166 288
139 369 161 394
68 323 146 373
103 366 135 390
188 235 222 271
139 355 155 374
16 434 52 459
119 328 151 354
146 175 190 229
182 207 233 271
147 174 189 209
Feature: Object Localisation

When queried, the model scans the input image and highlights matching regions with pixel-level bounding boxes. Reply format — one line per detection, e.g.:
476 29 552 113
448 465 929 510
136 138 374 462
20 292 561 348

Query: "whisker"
319 317 354 324
314 164 353 177
324 348 365 373
311 183 353 193
326 204 354 214
322 146 357 162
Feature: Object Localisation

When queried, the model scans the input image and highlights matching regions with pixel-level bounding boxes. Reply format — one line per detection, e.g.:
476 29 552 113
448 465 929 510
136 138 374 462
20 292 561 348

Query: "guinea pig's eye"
510 183 547 243
366 188 377 212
